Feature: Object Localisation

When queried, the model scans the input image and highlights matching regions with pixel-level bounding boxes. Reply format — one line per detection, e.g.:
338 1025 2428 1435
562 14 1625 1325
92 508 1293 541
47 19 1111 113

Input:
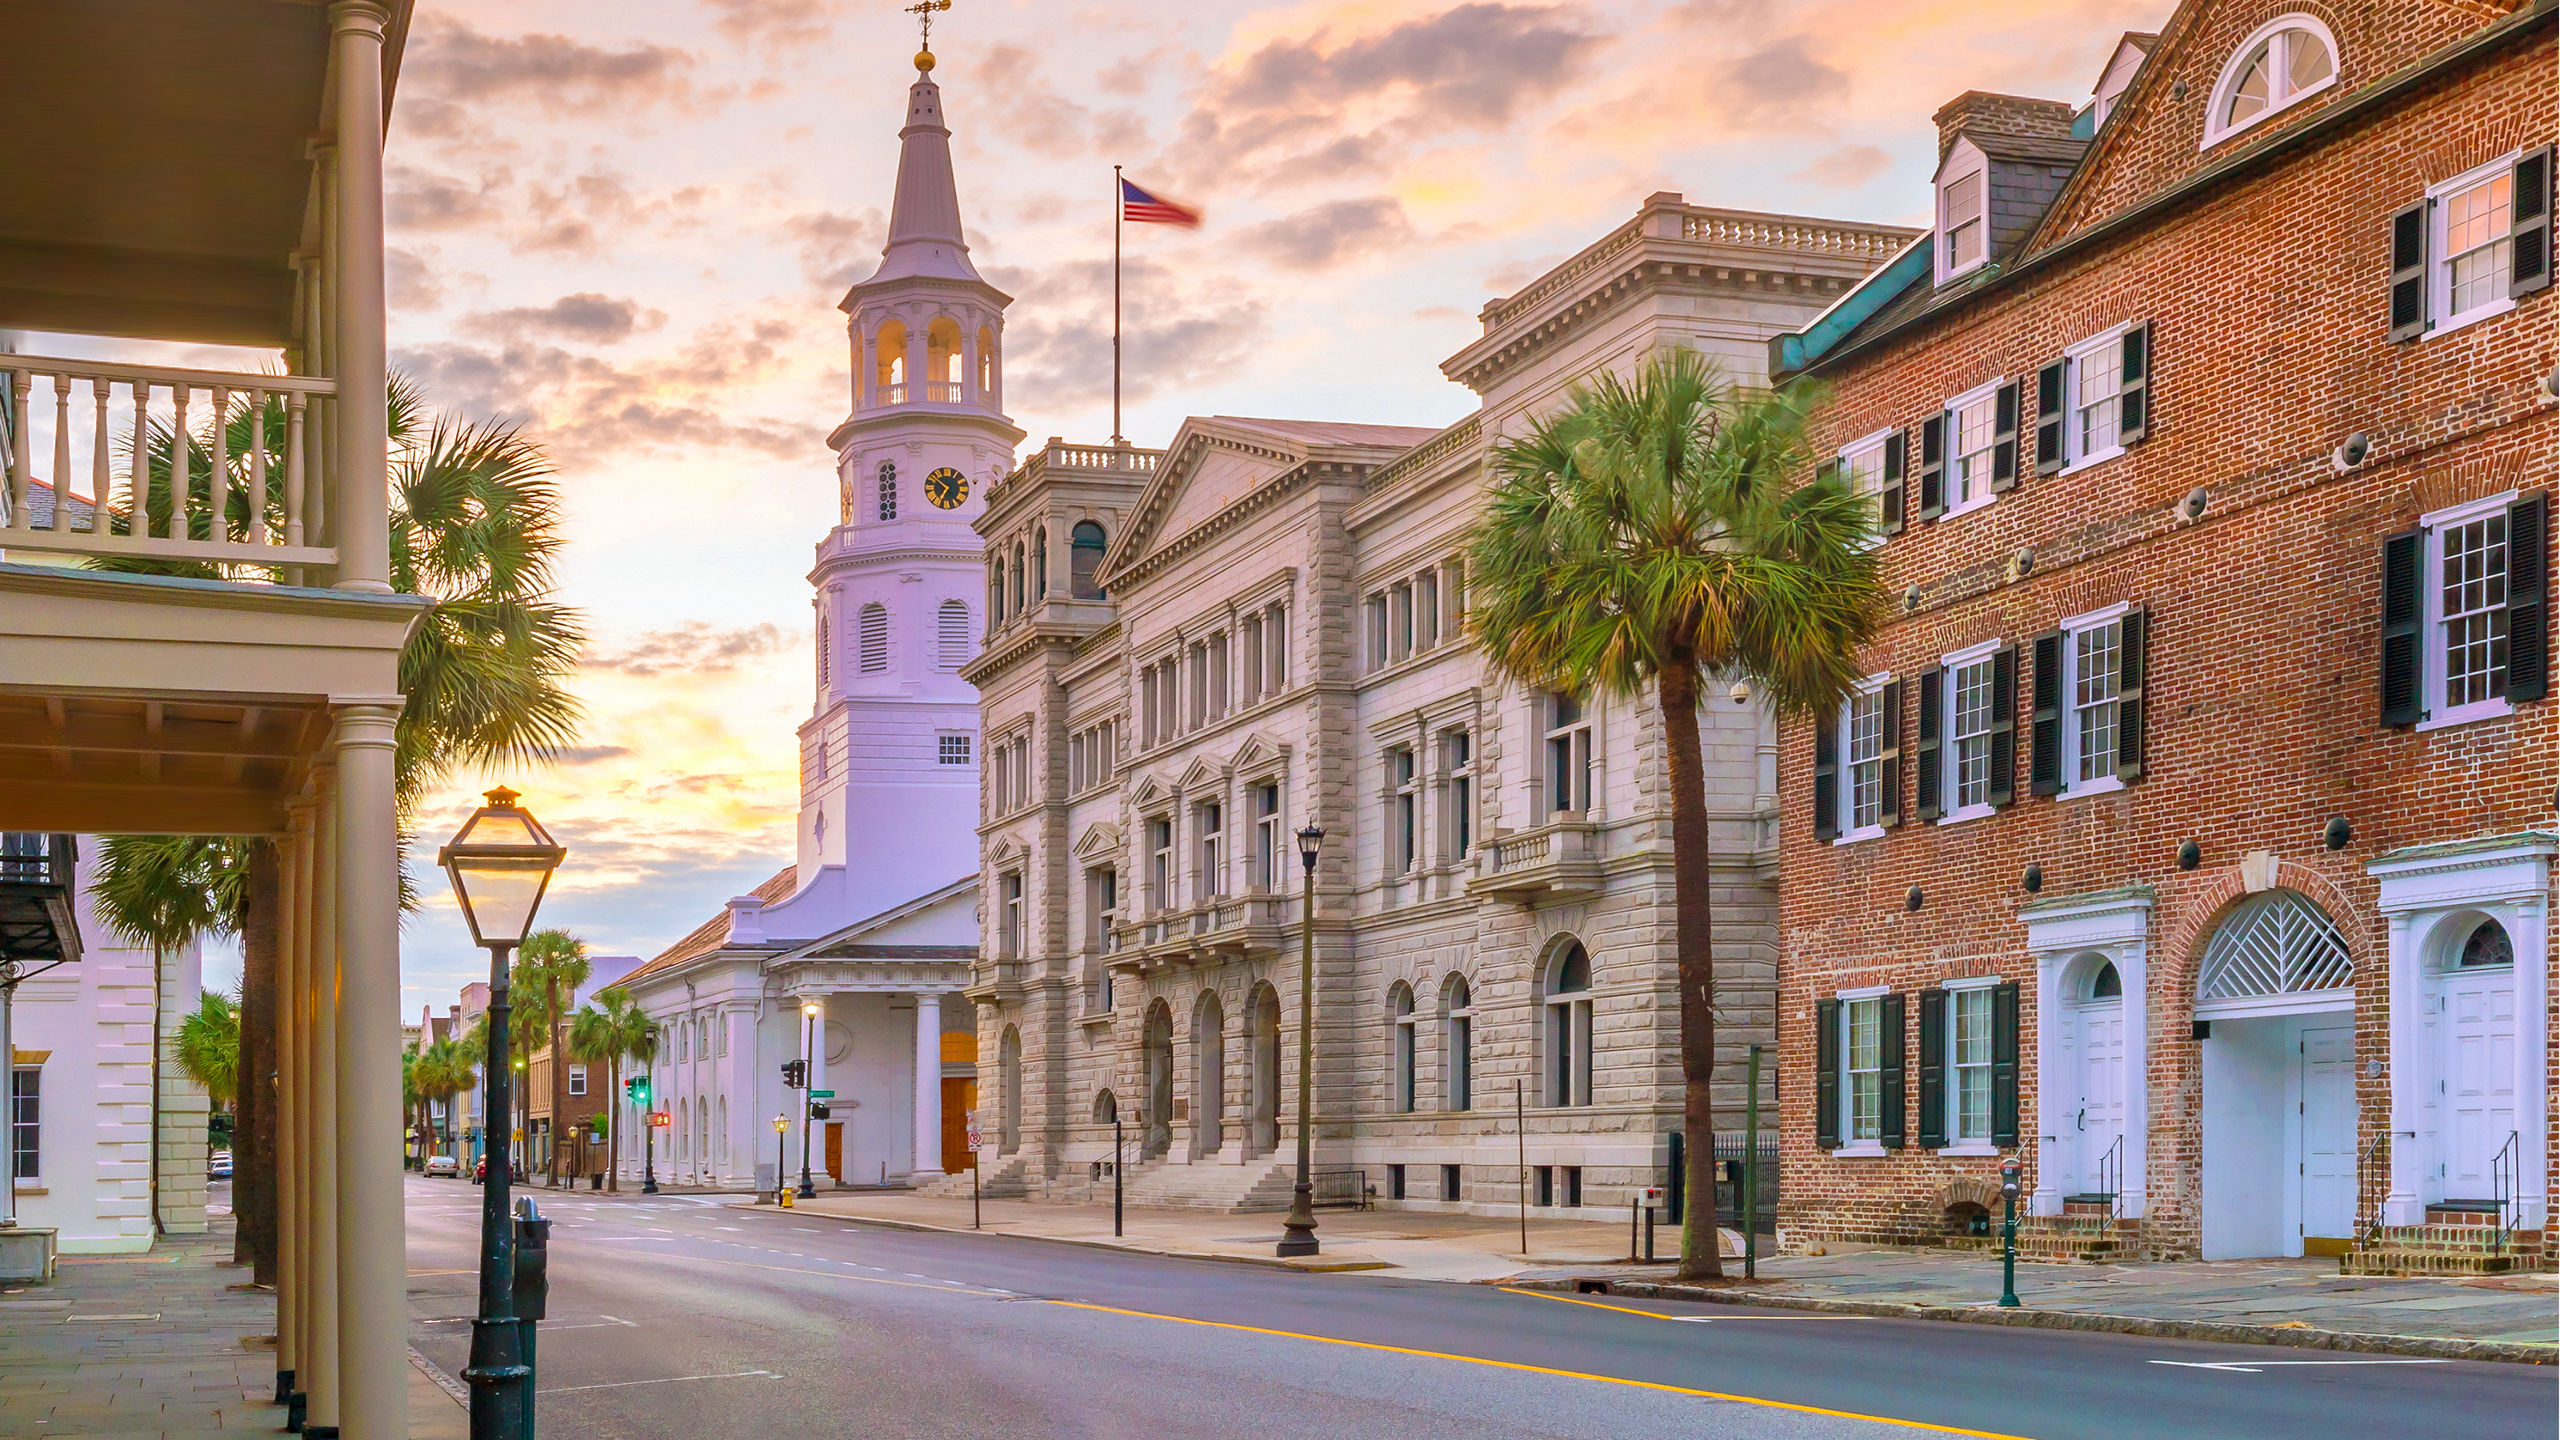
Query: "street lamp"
1277 823 1324 1258
772 1114 788 1204
798 1001 821 1199
439 787 566 1440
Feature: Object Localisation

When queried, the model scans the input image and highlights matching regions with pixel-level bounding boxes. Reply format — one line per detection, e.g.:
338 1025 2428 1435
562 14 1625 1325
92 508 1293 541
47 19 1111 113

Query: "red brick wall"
1780 28 2556 1258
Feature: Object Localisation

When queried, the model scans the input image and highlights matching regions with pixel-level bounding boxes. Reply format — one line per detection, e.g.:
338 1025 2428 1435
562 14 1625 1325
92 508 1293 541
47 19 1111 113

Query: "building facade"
962 195 1915 1214
1772 0 2554 1269
618 48 996 1191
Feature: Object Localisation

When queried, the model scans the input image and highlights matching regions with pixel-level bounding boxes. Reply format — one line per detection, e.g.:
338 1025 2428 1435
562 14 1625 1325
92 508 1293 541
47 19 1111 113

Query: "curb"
1501 1277 2557 1365
726 1201 1397 1273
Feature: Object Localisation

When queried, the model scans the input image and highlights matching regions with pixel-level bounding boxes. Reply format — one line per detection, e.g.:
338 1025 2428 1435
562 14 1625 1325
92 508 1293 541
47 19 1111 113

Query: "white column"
2121 940 2149 1221
307 774 341 1433
2029 953 2064 1218
328 0 391 593
913 994 945 1182
2511 895 2549 1232
334 702 406 1440
2384 911 2425 1226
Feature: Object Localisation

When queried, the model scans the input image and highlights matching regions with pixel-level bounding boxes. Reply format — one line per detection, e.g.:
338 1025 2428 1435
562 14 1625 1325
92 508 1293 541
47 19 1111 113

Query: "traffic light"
808 1099 831 1120
647 1109 673 1129
782 1059 807 1089
626 1076 651 1105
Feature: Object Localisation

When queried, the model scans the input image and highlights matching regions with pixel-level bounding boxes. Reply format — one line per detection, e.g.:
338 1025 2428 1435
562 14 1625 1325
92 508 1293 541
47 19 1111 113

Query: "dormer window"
2204 16 2336 148
1941 170 1985 276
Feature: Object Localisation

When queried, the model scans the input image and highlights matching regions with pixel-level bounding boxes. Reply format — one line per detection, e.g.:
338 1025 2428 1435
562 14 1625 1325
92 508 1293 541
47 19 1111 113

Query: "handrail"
2490 1130 2520 1254
2356 1131 2392 1248
2095 1132 2126 1224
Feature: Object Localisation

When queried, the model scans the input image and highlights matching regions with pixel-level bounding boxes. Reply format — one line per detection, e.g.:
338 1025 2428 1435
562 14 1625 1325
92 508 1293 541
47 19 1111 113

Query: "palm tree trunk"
235 842 281 1282
605 1059 621 1192
1659 661 1726 1281
546 982 563 1188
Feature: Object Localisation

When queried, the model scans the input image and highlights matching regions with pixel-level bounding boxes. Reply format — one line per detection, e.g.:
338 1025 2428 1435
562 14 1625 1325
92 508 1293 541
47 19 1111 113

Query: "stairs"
1119 1154 1299 1212
2342 1222 2535 1276
915 1153 1033 1200
2004 1213 2141 1263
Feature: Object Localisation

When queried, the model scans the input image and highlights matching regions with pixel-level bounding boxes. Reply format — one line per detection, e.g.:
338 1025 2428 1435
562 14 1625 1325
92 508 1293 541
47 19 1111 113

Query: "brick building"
1770 0 2554 1270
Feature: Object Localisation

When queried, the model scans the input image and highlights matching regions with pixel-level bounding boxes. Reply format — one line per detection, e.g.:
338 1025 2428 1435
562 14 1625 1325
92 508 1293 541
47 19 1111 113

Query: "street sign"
810 1089 836 1098
965 1117 984 1149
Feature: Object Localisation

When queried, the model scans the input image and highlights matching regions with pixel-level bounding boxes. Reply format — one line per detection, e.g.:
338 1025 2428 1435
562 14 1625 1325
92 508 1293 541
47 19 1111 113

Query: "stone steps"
1120 1154 1298 1212
2343 1223 2538 1276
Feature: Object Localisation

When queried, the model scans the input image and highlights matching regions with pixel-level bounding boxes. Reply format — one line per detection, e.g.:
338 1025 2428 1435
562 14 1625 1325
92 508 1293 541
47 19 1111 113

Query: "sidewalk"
0 1221 465 1439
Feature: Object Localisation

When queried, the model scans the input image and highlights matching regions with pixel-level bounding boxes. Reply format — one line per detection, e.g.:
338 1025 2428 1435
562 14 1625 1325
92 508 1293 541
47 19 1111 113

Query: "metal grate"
2196 889 2353 1002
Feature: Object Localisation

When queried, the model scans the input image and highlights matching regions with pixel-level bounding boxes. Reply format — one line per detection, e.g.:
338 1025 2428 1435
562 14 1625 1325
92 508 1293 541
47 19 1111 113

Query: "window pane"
1846 690 1884 830
2440 514 2511 707
2072 621 2122 783
1954 392 1999 503
2225 47 2270 125
2073 344 2122 456
2446 172 2515 315
1846 998 1881 1142
2285 28 2331 93
1951 658 1996 809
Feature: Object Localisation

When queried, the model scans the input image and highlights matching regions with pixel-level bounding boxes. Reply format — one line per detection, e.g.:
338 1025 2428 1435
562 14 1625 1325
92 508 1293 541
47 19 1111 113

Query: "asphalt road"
400 1177 2554 1440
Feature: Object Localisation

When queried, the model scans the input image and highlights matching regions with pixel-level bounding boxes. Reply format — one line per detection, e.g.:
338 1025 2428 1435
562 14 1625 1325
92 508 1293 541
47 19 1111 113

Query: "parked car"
424 1154 458 1178
208 1148 232 1180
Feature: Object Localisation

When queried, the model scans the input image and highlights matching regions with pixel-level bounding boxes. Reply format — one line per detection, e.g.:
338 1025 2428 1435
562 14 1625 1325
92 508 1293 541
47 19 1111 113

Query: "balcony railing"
1470 816 1604 900
923 380 963 402
874 382 908 405
1 355 338 574
0 832 76 888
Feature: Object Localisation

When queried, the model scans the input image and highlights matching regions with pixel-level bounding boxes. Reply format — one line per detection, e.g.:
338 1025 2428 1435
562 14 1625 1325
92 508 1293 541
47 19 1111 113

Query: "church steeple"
871 58 982 286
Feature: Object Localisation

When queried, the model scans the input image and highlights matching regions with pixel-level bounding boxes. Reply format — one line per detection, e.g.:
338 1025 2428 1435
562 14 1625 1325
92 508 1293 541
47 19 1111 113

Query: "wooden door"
942 1078 977 1171
823 1121 843 1182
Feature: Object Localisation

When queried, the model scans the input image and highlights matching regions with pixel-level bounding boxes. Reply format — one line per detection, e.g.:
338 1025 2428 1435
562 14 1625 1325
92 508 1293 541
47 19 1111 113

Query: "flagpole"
1111 163 1124 447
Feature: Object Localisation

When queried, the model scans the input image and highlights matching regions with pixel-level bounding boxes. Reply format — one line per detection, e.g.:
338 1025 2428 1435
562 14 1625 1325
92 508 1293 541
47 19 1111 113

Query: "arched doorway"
2427 913 2519 1210
1247 984 1281 1157
2053 955 2127 1203
1142 1001 1175 1159
2196 889 2356 1258
997 1026 1022 1156
1191 990 1226 1160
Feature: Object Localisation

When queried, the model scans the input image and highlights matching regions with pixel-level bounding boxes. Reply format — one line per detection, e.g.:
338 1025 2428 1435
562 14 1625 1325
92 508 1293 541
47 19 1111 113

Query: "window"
2458 919 2514 969
1545 694 1592 815
1948 382 2003 514
1928 641 2014 822
2067 615 2123 788
1837 430 1891 539
10 1065 35 1181
1387 746 1418 874
1390 582 1414 662
1389 985 1417 1113
1443 976 1473 1111
858 603 889 673
938 732 972 766
1263 602 1288 693
1543 943 1593 1108
1440 728 1473 861
1388 1163 1406 1200
1252 783 1282 890
1196 801 1224 898
2036 326 2151 477
1147 817 1174 912
1948 986 1993 1144
1441 1163 1462 1201
1834 679 1888 839
1417 571 1440 649
1000 871 1025 957
2204 16 2336 147
1940 168 1985 277
1844 996 1883 1143
1070 520 1107 599
2393 492 2542 731
1442 559 1465 632
1365 593 1389 672
1949 653 1997 813
876 460 898 521
937 600 972 671
1207 633 1229 718
1090 866 1119 955
568 1065 587 1098
1187 641 1209 729
2439 506 2509 713
1033 528 1048 600
1240 616 1263 706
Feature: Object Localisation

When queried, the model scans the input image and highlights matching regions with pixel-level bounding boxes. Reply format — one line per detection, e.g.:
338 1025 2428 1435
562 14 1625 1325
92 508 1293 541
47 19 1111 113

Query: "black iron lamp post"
797 1001 821 1198
772 1113 788 1203
439 787 567 1440
1277 823 1324 1258
1998 1160 2023 1309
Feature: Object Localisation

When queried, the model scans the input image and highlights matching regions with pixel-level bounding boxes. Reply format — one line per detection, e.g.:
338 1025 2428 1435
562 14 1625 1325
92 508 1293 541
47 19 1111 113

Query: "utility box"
754 1162 778 1203
0 1226 56 1284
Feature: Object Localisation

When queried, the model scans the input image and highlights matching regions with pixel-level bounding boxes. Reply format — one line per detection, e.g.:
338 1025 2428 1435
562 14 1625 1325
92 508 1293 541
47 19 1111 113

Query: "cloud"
390 338 821 466
460 293 663 345
698 0 843 48
781 209 885 290
984 256 1267 409
513 173 715 257
386 248 443 311
1790 143 1892 189
549 745 634 766
1716 35 1850 124
1236 196 1416 271
585 622 797 678
385 164 512 232
407 17 703 114
964 44 1150 163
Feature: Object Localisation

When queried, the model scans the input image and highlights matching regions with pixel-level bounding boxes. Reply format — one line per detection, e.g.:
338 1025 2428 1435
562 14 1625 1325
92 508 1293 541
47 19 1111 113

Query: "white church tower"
800 44 1020 906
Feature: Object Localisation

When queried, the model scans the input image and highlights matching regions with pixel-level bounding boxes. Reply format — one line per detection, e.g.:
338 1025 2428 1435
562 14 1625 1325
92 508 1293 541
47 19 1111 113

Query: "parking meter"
513 1198 550 1322
1999 1161 2022 1202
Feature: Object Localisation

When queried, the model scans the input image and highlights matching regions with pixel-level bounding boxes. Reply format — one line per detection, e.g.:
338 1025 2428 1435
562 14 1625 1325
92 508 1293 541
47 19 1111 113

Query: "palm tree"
175 989 241 1112
513 929 591 1187
1467 349 1883 1281
569 986 654 1192
411 1038 470 1164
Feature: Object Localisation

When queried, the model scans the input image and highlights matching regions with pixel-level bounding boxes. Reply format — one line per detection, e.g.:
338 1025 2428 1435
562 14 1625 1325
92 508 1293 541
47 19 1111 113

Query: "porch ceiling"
0 694 331 835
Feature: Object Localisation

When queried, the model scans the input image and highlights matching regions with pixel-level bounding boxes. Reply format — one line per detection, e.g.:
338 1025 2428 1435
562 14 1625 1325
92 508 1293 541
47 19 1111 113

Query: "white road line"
2147 1359 2449 1374
538 1369 779 1394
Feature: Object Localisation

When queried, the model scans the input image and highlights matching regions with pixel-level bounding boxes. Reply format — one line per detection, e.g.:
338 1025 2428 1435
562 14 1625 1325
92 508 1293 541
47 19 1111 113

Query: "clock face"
925 466 970 510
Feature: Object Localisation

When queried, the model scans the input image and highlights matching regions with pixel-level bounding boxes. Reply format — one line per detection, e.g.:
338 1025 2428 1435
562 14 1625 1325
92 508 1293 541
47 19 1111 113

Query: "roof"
624 864 797 985
1967 133 2092 166
1202 417 1446 450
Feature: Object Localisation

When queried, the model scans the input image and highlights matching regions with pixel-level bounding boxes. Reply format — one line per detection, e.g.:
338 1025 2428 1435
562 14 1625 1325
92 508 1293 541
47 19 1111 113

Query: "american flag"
1120 178 1201 227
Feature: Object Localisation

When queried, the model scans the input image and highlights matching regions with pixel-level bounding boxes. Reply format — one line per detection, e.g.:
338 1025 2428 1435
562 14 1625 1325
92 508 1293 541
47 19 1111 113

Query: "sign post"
966 1116 985 1230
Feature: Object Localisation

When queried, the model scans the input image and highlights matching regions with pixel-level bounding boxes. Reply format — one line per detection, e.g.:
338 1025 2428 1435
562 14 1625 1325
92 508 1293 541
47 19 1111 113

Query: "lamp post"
640 1084 659 1195
797 1001 821 1199
772 1114 788 1204
438 787 566 1440
1277 823 1324 1258
1998 1160 2023 1308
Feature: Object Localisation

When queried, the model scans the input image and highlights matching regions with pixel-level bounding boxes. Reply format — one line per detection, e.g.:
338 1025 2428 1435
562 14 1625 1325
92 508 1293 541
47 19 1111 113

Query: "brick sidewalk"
0 1221 464 1439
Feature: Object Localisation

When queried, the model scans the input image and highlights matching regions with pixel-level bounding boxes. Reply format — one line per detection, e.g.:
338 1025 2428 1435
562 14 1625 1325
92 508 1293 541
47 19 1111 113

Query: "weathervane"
908 0 951 66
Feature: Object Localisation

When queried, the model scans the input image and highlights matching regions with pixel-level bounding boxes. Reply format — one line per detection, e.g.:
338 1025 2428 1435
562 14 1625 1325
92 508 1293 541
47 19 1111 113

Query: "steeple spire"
868 6 981 287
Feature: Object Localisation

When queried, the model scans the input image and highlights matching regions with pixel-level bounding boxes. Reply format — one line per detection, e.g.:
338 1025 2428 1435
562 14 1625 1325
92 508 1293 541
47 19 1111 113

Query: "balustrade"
1 355 338 575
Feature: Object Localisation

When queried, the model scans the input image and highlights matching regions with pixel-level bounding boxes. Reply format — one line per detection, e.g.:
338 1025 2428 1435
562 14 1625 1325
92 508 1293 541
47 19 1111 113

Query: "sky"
170 0 2169 1016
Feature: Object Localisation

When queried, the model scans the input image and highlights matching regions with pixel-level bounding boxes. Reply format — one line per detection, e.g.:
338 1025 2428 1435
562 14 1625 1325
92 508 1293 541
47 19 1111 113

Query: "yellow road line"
622 1249 1007 1297
1498 1286 1865 1323
1044 1299 2036 1440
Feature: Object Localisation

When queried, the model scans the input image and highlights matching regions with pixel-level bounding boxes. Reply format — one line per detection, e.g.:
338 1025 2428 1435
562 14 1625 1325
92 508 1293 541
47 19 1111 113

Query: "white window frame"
1936 146 1989 285
2417 489 2521 732
1940 976 2001 1156
1195 800 1225 899
1387 745 1418 875
1836 427 1892 547
1146 817 1174 913
1942 377 2005 519
1834 984 1890 1158
1832 671 1890 845
2058 602 2130 799
1544 693 1593 817
937 732 972 766
2058 323 2131 475
1251 781 1283 891
2200 14 2339 150
2428 151 2525 339
567 1065 587 1098
1440 727 1474 863
1937 637 2004 825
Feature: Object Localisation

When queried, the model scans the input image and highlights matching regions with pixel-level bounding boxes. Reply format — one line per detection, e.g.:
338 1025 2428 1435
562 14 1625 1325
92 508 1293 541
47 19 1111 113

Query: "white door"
2441 968 2519 1200
2074 1001 2126 1196
2299 1026 2356 1244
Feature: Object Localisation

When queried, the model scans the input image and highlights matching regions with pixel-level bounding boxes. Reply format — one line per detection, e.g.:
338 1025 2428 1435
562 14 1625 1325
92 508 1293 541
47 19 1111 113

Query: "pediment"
1073 822 1124 862
1129 773 1172 809
1231 731 1291 774
1102 421 1307 584
986 836 1026 866
1175 754 1228 792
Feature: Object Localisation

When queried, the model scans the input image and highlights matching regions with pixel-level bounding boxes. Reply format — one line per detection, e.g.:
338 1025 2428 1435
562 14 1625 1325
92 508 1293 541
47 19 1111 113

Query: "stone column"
307 773 341 1434
328 0 391 593
2384 911 2423 1226
333 703 406 1440
274 806 310 1408
913 994 945 1182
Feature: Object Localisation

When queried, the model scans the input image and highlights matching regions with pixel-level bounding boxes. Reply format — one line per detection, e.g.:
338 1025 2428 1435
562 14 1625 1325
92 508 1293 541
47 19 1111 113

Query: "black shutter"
1812 706 1841 842
1915 666 1944 821
2034 358 2067 476
1879 430 1907 537
2512 147 2554 300
1990 981 2021 1147
2116 607 2148 781
1916 988 1948 1150
1917 414 1947 521
2118 322 2152 446
2380 529 2424 726
1990 381 2020 492
1986 644 2018 808
2388 200 2430 342
1879 991 1907 1151
2507 492 2549 703
1814 999 1841 1151
2029 629 2065 796
1877 678 1904 828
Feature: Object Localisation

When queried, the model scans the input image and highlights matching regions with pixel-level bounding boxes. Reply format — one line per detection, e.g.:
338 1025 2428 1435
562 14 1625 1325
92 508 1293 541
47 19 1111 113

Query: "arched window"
988 571 1004 630
2197 889 2353 1004
876 460 897 521
1388 983 1417 1114
1011 542 1026 611
858 603 890 673
1544 942 1593 1107
926 316 963 399
1442 974 1473 1111
2205 16 2337 146
2458 919 2513 969
1093 1089 1117 1125
1033 526 1048 599
716 1098 728 1165
2090 960 2122 999
873 319 908 402
937 600 971 671
976 324 998 401
1071 520 1107 599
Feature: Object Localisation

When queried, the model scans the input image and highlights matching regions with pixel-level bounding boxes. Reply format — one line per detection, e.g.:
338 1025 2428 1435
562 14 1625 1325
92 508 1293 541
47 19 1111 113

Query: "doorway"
941 1078 977 1172
2057 958 2128 1199
1191 991 1225 1160
1247 984 1280 1157
2202 1013 2356 1256
1142 1001 1174 1159
824 1122 843 1184
2432 918 2519 1206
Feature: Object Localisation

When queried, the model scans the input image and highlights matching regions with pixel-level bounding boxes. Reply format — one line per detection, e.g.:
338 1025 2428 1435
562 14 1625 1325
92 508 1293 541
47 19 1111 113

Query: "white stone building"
964 197 1917 1214
617 52 997 1191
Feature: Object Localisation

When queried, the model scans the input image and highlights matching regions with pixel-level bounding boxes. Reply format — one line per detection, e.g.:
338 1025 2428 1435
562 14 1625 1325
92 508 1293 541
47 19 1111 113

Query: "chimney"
1933 91 2078 159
